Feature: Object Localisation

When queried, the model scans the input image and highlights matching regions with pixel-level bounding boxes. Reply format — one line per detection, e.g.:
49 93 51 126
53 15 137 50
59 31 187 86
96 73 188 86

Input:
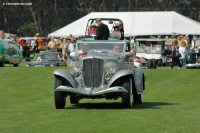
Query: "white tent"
48 11 200 37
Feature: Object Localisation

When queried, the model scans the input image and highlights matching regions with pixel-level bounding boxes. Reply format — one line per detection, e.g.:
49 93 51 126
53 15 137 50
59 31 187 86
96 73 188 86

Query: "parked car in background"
26 52 63 67
185 37 200 68
53 40 145 109
135 38 174 68
185 50 200 68
0 40 22 67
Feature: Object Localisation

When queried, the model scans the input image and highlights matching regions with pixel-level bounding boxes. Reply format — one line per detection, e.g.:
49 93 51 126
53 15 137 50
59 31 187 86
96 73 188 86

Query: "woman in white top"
179 41 187 68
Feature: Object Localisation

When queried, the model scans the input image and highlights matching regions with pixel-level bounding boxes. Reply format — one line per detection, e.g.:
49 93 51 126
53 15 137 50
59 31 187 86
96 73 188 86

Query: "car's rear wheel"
152 59 156 69
157 59 162 66
122 77 133 108
13 64 19 67
54 77 66 109
147 59 152 68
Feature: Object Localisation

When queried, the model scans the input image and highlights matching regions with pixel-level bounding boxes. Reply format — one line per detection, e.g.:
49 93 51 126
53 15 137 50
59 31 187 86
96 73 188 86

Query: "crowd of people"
168 35 192 69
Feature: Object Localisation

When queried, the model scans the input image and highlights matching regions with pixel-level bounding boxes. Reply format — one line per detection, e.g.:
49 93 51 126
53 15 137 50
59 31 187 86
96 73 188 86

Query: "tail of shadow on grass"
64 102 177 110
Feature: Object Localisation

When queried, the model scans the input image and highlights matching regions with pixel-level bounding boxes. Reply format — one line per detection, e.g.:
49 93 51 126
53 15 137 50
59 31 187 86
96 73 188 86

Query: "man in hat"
62 38 74 63
95 18 110 40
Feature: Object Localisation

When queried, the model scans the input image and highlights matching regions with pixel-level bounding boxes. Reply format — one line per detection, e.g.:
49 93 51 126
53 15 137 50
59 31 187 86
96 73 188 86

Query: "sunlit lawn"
0 62 200 133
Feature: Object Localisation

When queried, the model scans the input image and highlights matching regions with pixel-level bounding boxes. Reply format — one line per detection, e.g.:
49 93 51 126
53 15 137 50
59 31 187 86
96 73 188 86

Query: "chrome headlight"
105 62 117 74
69 61 82 74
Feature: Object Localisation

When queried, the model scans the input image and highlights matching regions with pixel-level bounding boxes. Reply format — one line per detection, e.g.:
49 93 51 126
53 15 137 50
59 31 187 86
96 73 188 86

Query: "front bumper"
55 86 128 96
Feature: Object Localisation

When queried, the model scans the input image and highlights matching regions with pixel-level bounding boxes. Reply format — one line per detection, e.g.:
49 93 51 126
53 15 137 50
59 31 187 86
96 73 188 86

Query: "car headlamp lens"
105 62 117 74
69 61 82 73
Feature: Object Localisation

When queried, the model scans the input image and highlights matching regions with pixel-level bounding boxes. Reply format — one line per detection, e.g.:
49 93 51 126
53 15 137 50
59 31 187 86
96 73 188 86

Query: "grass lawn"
0 62 200 133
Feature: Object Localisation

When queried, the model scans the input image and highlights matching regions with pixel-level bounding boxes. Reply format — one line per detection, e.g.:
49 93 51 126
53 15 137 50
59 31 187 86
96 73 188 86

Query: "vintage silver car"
53 40 145 109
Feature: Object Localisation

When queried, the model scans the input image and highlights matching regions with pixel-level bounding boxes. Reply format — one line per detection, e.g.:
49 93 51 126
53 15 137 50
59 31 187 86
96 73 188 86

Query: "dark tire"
13 64 19 67
157 59 162 67
54 77 66 109
134 93 142 104
152 59 156 69
147 59 152 68
70 95 79 104
122 77 133 108
0 62 4 67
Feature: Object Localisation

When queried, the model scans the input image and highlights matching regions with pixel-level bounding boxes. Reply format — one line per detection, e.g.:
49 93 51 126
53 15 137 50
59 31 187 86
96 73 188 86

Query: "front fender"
108 70 133 87
53 69 78 88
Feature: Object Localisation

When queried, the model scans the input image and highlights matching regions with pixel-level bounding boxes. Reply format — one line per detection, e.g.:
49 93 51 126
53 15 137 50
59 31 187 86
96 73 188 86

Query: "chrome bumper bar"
55 85 128 96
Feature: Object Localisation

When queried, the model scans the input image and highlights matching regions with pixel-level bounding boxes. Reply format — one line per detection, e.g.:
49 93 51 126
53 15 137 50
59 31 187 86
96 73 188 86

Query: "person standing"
179 41 187 68
170 40 182 69
65 38 74 65
95 18 110 40
0 29 5 40
130 36 135 49
47 37 57 52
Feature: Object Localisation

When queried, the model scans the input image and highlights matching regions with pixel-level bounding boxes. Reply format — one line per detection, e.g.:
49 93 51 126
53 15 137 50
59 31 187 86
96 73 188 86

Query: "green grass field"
1 62 200 133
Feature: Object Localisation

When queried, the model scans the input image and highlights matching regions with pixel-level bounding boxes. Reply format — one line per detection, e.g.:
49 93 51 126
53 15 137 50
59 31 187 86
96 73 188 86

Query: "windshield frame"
75 41 127 56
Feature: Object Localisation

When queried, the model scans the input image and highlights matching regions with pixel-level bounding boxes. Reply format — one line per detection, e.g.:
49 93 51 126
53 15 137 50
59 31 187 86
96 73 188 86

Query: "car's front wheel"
0 62 5 67
54 77 66 109
122 77 133 108
134 93 142 104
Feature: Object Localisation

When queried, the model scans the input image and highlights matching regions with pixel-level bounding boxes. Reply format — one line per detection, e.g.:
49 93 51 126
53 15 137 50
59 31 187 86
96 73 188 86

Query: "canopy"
48 11 200 37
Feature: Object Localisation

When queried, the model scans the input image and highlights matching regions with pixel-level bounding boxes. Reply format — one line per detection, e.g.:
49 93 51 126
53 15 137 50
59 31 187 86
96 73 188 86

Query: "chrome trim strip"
55 85 128 96
186 63 200 68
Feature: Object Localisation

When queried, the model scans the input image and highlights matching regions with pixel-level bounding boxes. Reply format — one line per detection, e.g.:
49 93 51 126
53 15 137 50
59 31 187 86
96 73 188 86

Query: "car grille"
82 58 104 88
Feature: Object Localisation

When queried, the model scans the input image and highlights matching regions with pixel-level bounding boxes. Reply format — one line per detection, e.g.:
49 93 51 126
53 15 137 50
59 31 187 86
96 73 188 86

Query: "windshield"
76 42 125 55
136 41 163 54
195 39 200 47
146 45 162 54
33 53 59 61
136 43 146 53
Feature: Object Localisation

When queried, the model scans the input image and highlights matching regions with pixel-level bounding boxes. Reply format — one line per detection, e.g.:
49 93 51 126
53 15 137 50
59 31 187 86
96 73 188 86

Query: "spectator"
95 18 110 40
37 38 43 47
130 36 135 49
66 38 74 53
110 22 121 39
190 36 196 50
177 35 182 47
65 38 74 65
183 36 189 49
170 40 182 69
57 38 63 53
0 26 5 40
179 41 187 68
62 39 68 59
19 38 25 50
31 39 37 51
47 37 57 52
0 32 5 40
11 36 17 44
